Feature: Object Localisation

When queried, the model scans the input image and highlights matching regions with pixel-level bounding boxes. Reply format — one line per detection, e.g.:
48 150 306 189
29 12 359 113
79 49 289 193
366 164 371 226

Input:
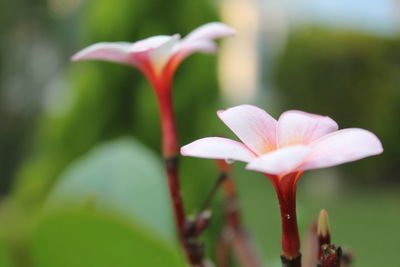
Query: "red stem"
268 173 302 261
152 79 203 265
157 88 179 157
139 58 205 265
155 82 185 229
156 87 186 232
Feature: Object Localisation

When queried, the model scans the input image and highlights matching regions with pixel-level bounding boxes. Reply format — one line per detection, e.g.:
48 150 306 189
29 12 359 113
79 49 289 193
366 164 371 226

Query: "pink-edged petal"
71 42 132 64
246 145 311 175
184 22 235 42
217 105 277 155
180 137 255 163
277 110 338 147
300 128 383 171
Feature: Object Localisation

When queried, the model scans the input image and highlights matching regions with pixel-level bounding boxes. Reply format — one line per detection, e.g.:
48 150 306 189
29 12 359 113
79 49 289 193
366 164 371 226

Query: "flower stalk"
71 23 235 267
267 173 302 265
156 87 179 158
217 160 262 267
154 81 204 265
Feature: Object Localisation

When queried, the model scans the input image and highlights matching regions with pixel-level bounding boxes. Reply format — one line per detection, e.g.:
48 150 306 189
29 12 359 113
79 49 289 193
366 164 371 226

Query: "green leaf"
46 137 175 242
32 210 185 267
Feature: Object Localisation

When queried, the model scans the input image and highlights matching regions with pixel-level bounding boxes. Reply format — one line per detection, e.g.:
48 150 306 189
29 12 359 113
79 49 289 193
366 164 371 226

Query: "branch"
216 160 262 267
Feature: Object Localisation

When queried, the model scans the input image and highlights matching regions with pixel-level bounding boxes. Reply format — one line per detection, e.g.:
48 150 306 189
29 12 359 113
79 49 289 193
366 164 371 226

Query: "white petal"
246 145 311 175
217 105 277 155
184 22 235 42
278 110 338 147
139 35 181 74
169 22 234 64
180 137 255 163
300 128 383 171
71 36 179 68
71 42 132 64
172 40 217 60
129 35 177 53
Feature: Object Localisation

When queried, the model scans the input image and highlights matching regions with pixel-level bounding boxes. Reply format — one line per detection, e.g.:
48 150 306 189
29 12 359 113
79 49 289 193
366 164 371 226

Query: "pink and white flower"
71 22 235 88
71 23 235 265
71 22 234 158
181 104 383 177
181 104 383 259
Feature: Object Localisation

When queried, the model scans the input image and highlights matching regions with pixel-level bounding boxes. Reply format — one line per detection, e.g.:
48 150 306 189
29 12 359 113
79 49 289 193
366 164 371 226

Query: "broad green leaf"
32 210 185 267
47 138 175 242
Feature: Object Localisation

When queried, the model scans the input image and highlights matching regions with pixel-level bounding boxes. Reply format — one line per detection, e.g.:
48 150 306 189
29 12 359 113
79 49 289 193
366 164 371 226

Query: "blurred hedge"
272 27 400 183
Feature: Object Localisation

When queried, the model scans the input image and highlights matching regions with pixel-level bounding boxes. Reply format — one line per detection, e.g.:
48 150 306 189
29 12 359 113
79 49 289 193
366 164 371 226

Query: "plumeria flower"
71 22 234 158
181 104 383 260
71 22 235 91
71 23 235 266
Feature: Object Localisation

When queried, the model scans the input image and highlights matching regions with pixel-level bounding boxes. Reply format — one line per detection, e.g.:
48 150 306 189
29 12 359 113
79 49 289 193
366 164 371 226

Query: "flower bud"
318 209 331 246
317 209 331 262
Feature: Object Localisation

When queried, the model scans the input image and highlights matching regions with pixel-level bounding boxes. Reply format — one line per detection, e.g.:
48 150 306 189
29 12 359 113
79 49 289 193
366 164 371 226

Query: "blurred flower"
71 23 234 265
181 104 383 259
71 22 235 91
71 22 234 157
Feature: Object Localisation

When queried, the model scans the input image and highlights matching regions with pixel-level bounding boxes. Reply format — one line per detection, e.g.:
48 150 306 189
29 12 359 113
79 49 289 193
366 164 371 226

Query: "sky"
281 0 399 35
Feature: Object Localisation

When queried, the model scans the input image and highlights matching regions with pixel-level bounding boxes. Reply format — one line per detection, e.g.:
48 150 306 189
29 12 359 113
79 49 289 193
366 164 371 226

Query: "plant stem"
216 235 230 267
230 228 262 267
281 254 302 267
155 85 203 266
156 88 185 230
164 156 185 237
303 220 318 267
199 172 227 212
187 172 227 237
217 160 262 267
157 88 179 158
267 173 302 266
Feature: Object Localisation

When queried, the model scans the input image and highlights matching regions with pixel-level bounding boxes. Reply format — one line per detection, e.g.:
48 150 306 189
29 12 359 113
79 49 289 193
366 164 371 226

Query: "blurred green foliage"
47 138 176 242
0 239 13 267
32 210 185 267
272 27 400 183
